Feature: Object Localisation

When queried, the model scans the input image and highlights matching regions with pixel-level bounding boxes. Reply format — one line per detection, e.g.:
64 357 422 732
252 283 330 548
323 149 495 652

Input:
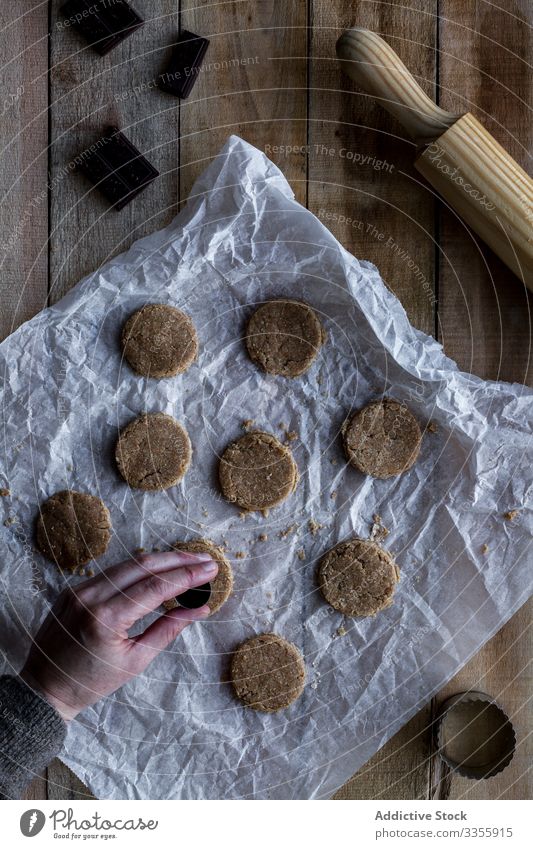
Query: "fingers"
75 550 214 603
101 560 218 630
132 605 210 657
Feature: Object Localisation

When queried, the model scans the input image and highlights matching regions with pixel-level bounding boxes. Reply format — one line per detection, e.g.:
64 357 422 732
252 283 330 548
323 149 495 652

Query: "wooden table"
1 0 530 800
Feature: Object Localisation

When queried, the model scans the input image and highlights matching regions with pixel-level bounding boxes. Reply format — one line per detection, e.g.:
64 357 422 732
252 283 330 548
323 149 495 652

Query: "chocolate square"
158 30 210 99
77 128 159 210
60 0 144 56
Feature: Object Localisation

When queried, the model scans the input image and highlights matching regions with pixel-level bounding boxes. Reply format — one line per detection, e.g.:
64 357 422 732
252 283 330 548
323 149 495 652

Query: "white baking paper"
0 135 531 799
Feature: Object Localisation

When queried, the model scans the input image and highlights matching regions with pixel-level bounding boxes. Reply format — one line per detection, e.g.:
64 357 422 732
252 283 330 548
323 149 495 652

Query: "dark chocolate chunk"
60 0 143 56
175 582 212 610
77 127 159 210
158 30 210 99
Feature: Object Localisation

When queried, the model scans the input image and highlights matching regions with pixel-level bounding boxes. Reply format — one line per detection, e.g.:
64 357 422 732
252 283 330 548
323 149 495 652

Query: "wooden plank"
48 0 180 304
437 0 533 383
431 0 533 800
46 759 96 801
334 714 431 800
0 0 49 339
309 1 438 798
179 0 308 205
0 0 48 804
308 1 438 335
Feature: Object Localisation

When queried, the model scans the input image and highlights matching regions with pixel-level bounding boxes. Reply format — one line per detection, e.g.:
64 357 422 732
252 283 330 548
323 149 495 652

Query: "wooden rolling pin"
336 28 533 290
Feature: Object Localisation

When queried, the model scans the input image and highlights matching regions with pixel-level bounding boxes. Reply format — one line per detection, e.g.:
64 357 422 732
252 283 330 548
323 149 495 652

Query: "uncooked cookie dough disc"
318 538 400 617
36 490 111 572
121 304 198 378
219 431 298 511
116 412 191 490
163 539 233 615
231 633 306 712
343 398 421 478
245 299 325 378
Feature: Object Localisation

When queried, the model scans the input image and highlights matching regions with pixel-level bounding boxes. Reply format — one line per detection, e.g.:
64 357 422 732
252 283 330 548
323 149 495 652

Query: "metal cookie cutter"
435 691 516 779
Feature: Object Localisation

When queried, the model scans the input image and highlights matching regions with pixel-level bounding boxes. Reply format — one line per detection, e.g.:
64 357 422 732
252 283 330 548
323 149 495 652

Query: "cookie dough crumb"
330 490 337 500
242 419 255 431
66 464 74 472
370 513 390 543
279 422 299 443
308 518 323 537
336 625 347 637
258 533 268 542
239 511 247 520
330 458 338 466
4 517 16 526
280 524 298 539
261 508 270 519
202 510 209 518
504 510 519 521
0 488 10 497
481 543 489 555
134 547 145 554
235 551 246 559
87 568 95 577
78 568 86 577
310 681 318 690
297 549 306 561
426 421 438 433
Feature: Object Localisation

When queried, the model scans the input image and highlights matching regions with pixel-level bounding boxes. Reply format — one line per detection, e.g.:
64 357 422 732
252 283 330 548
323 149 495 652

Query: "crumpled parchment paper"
0 135 531 800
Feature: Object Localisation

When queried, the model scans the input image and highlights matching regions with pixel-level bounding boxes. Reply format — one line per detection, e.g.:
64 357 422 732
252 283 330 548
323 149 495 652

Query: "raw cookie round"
121 304 198 378
343 398 421 479
116 412 191 490
318 538 400 617
245 299 325 378
231 633 306 712
36 490 111 572
219 431 298 511
163 539 233 615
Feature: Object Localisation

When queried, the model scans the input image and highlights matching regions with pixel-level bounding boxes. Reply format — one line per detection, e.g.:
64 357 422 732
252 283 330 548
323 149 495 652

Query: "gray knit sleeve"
0 675 67 799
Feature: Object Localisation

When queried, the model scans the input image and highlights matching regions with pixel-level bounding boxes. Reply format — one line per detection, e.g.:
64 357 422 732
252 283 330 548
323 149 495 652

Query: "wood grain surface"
0 0 528 801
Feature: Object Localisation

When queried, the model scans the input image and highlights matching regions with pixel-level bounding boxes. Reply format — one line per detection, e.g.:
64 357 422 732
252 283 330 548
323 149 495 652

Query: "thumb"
132 606 210 659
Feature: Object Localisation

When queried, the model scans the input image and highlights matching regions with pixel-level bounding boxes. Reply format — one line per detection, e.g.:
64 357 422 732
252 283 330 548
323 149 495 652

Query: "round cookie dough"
231 633 306 712
121 304 198 378
163 539 233 615
318 538 400 618
116 412 191 491
219 431 298 512
245 299 325 378
343 398 421 479
36 490 111 572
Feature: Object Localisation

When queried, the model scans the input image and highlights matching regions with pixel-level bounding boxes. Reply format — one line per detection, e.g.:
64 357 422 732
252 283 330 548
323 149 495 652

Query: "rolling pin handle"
336 28 459 146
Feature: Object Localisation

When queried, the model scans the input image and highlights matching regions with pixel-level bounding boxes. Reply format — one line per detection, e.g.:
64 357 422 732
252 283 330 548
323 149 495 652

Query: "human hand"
20 550 218 722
